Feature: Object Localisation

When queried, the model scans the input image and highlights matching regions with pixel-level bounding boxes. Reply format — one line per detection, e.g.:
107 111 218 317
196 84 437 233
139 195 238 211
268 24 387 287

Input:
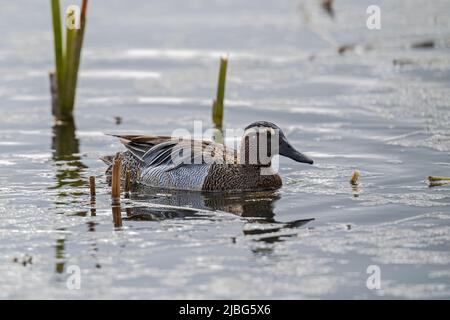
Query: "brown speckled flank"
202 164 282 191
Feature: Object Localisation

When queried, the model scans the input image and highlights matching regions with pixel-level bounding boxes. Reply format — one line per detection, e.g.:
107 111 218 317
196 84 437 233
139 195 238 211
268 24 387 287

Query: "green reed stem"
212 56 228 128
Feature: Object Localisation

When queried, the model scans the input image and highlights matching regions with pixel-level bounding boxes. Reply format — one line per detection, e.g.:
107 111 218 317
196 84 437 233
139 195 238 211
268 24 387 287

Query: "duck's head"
242 121 313 165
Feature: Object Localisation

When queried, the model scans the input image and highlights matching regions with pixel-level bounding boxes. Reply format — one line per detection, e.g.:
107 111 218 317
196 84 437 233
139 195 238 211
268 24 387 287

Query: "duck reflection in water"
122 186 314 243
51 119 87 191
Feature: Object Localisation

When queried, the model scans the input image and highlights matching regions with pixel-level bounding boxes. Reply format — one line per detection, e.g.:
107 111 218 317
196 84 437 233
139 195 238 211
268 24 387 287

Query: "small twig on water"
111 154 123 228
428 176 450 182
89 176 96 198
350 170 360 185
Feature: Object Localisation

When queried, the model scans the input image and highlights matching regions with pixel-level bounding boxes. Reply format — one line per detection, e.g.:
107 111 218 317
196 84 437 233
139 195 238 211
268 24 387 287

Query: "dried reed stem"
89 176 96 197
111 154 122 227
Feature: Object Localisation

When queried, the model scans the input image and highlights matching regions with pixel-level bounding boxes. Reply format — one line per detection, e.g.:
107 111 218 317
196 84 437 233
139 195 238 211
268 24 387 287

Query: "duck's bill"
280 143 314 165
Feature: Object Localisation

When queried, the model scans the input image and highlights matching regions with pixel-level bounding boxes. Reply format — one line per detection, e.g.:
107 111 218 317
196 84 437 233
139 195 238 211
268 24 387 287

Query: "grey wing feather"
112 134 238 171
109 134 172 161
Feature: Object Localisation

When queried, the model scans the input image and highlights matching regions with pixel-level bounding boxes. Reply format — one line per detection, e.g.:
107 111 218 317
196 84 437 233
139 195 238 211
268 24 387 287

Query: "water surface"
0 0 449 299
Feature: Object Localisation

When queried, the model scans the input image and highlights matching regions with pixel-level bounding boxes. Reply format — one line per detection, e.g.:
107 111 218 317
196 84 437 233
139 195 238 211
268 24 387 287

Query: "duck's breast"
140 164 211 191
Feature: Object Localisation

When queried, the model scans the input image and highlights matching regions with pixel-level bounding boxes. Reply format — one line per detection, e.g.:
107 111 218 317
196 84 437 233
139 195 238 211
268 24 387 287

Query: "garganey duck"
102 121 313 192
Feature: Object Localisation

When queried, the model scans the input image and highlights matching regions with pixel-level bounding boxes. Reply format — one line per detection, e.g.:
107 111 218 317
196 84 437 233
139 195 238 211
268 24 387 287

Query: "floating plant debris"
350 170 360 185
393 58 416 66
411 40 435 49
114 116 122 125
321 0 334 18
428 176 450 182
13 255 33 267
338 44 356 55
428 176 450 187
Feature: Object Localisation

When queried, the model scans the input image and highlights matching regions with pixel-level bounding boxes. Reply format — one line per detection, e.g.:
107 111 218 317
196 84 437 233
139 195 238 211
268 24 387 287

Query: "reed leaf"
64 19 76 116
50 0 64 115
